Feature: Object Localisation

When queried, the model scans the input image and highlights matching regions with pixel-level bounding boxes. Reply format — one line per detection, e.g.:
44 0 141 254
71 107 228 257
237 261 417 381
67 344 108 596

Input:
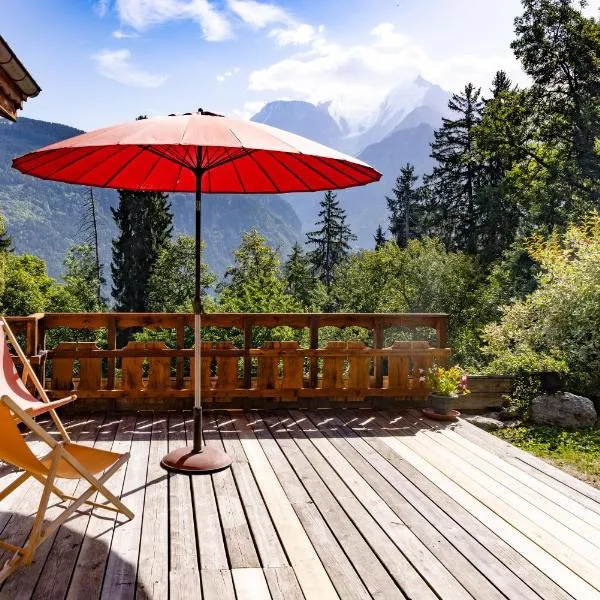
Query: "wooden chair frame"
0 318 76 442
0 393 133 583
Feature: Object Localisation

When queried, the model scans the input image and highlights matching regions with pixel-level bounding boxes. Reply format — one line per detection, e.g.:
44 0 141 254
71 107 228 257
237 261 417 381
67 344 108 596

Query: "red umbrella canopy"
12 112 381 193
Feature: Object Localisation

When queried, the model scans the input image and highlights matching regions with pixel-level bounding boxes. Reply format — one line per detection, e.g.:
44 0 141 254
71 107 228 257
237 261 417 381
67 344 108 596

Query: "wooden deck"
1 410 599 600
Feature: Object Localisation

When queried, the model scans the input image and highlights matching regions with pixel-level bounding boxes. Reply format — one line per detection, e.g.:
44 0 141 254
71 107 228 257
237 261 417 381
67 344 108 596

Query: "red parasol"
13 110 381 474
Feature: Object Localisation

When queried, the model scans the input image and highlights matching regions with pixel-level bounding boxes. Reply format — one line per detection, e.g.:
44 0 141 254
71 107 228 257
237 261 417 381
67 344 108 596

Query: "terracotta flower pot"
429 393 457 415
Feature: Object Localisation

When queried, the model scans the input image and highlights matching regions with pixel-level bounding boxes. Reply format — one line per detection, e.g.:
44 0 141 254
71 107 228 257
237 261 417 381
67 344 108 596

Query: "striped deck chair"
0 393 133 582
0 318 76 442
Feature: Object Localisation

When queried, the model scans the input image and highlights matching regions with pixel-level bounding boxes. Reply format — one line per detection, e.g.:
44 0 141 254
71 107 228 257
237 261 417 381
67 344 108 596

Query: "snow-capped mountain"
350 75 450 151
248 75 452 248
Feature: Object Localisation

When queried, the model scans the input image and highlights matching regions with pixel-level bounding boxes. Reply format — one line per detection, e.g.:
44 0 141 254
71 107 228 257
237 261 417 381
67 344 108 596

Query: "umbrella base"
160 446 232 474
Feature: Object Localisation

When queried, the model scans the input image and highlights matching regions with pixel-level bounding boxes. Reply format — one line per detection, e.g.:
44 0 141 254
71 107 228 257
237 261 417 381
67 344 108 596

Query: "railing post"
437 316 449 348
176 315 185 389
374 319 384 389
107 314 117 390
243 317 253 389
309 315 319 389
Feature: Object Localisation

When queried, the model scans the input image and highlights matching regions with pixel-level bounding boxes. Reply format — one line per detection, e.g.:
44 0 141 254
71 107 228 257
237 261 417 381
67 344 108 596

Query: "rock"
464 414 505 431
531 392 597 430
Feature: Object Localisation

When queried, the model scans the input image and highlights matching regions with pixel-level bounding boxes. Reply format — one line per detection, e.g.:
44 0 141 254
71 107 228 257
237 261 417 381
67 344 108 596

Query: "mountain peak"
414 74 432 88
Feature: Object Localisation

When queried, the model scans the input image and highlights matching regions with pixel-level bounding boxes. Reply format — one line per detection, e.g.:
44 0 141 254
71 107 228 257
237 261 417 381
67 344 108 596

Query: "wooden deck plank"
300 410 534 600
251 412 371 600
215 411 290 569
232 567 272 600
201 569 236 600
202 413 260 570
451 417 600 513
389 412 600 588
231 413 339 600
135 413 169 600
66 414 136 600
0 417 91 600
365 412 600 599
189 418 229 573
27 415 114 600
262 411 408 600
168 413 201 600
100 413 153 600
403 412 600 544
263 566 305 600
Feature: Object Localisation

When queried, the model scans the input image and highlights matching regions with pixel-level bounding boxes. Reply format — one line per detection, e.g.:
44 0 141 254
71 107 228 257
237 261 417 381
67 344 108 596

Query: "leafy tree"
386 163 423 247
148 236 216 313
0 254 59 315
111 189 173 312
512 0 600 204
0 215 12 253
424 84 484 254
60 244 106 311
374 225 387 249
306 191 356 292
217 229 300 346
218 229 300 314
331 238 485 364
283 242 324 311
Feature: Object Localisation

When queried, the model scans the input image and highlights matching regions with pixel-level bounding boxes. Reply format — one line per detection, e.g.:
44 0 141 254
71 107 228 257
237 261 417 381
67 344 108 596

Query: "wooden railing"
6 312 452 410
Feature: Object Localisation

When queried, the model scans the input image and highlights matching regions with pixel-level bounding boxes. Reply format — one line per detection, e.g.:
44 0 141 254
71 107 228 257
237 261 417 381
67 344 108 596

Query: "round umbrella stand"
12 109 380 476
160 445 232 473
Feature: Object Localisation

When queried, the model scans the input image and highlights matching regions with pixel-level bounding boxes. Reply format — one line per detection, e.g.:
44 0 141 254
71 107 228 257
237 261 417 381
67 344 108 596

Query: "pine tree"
386 163 422 248
80 188 102 306
111 115 173 313
111 189 173 312
306 191 356 290
423 83 484 254
374 225 387 249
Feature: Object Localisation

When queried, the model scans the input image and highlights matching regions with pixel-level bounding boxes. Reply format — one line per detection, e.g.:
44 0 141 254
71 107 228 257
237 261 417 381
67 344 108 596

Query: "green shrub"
483 215 600 398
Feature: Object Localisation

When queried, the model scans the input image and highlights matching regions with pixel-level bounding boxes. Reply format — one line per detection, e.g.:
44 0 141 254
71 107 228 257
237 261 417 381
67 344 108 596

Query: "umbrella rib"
224 147 247 193
102 146 148 188
267 152 312 192
137 151 167 189
243 148 282 194
284 153 340 189
205 148 250 171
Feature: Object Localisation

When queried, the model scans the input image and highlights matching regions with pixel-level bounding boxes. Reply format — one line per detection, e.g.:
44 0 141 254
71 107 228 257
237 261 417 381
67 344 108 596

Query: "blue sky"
4 0 600 132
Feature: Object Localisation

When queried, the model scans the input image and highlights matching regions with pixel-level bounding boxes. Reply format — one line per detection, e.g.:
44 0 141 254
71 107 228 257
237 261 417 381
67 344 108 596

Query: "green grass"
494 425 600 489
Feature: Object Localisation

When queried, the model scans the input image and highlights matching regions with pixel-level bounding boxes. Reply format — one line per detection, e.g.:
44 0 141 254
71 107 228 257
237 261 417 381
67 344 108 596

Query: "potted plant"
427 365 469 415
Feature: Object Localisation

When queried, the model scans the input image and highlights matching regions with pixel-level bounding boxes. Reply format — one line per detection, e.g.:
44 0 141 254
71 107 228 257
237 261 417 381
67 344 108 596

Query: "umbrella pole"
160 161 232 474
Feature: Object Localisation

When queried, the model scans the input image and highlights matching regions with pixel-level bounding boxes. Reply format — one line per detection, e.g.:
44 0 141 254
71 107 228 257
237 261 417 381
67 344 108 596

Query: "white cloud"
112 29 140 38
93 48 166 87
269 23 323 47
216 66 240 82
226 0 288 28
114 0 232 41
248 23 526 127
370 23 409 49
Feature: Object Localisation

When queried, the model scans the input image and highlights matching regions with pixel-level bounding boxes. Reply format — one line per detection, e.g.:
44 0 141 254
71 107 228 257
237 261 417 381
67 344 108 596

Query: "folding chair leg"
0 471 31 502
22 446 61 566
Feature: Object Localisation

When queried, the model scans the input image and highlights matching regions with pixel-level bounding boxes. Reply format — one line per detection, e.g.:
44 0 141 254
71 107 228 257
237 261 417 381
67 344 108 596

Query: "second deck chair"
0 318 76 442
0 392 133 583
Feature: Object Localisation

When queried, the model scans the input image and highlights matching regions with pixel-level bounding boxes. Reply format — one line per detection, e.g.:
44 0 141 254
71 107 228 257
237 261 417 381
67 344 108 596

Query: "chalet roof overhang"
0 34 41 121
